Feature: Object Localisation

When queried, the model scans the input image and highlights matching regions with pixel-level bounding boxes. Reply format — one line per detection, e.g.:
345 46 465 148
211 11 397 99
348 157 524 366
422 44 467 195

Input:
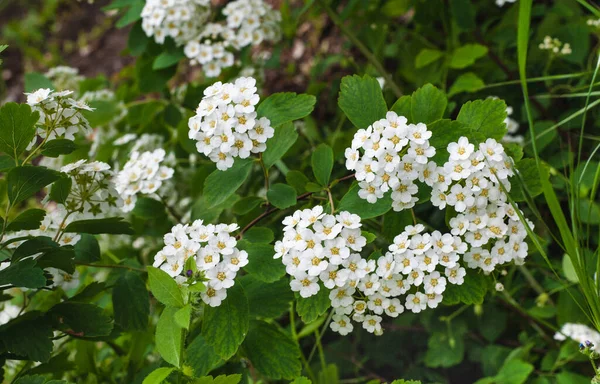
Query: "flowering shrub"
2 0 600 383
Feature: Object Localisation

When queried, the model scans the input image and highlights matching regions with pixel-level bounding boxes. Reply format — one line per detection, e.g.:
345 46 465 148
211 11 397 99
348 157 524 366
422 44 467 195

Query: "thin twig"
74 261 146 273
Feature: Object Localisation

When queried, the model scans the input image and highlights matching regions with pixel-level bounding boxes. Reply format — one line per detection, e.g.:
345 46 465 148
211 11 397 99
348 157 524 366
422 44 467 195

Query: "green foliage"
257 92 316 127
63 217 135 235
338 184 392 219
296 288 330 324
6 208 46 231
155 306 183 367
442 271 489 305
456 99 507 141
449 44 488 69
49 302 113 337
338 74 387 128
7 166 61 206
267 183 297 209
311 144 334 186
262 122 298 168
147 267 185 308
0 102 40 161
113 272 149 331
203 159 253 207
142 367 174 384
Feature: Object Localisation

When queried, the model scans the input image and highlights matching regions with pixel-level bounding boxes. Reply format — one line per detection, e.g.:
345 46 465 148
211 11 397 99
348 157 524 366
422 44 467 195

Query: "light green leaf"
202 283 249 360
174 304 192 330
448 72 485 97
449 44 488 69
192 375 242 384
203 158 253 207
267 183 297 209
493 359 534 384
156 306 183 367
390 95 412 121
142 367 175 384
242 320 302 380
311 144 334 186
579 200 600 225
7 166 61 206
415 49 444 68
6 208 46 231
338 74 388 128
296 287 330 324
411 84 447 124
456 98 507 140
338 184 392 219
257 92 316 127
290 377 313 384
153 48 184 70
113 271 149 331
147 266 185 308
239 241 285 283
24 73 54 92
262 122 298 168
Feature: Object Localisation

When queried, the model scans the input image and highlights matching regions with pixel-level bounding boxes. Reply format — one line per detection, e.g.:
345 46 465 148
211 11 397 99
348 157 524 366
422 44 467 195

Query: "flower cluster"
188 77 274 170
114 149 175 212
153 221 248 307
183 0 281 77
45 66 83 92
25 88 92 149
588 19 600 28
502 104 523 144
495 0 516 6
427 137 531 270
57 160 123 217
539 36 572 56
141 0 210 46
555 323 600 347
345 111 435 211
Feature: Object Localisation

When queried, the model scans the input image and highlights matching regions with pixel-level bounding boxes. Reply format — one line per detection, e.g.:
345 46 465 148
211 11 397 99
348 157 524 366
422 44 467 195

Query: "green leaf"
427 119 474 165
0 314 53 362
7 166 61 206
147 266 185 308
115 0 144 28
233 196 264 215
410 84 447 124
13 376 46 384
153 48 184 70
509 159 548 202
338 184 392 219
448 72 485 97
64 217 135 235
450 0 475 30
36 246 75 274
261 122 298 168
174 304 192 330
503 142 524 162
296 286 330 324
203 159 253 208
186 334 223 377
0 258 46 289
242 320 302 380
156 306 183 367
493 359 534 384
424 326 467 368
449 44 488 69
311 144 334 186
338 74 388 128
202 283 249 360
240 275 293 319
456 98 507 140
192 375 242 384
391 380 422 384
73 234 100 262
290 377 313 384
267 183 297 209
256 92 316 127
132 197 167 219
128 20 149 56
286 170 310 193
24 73 54 92
239 242 285 283
6 208 46 231
579 200 600 224
390 95 412 121
242 227 275 244
49 302 113 337
415 49 444 68
442 271 489 305
49 176 72 205
40 139 77 157
113 272 149 331
142 367 175 384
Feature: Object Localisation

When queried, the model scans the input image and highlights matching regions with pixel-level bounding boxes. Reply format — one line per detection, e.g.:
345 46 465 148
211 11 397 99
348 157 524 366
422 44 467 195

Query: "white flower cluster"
114 149 175 212
427 137 531 270
153 221 248 307
183 0 281 77
188 77 274 170
588 19 600 28
345 111 435 211
555 323 600 347
45 66 83 92
25 88 92 149
495 0 516 6
502 104 523 144
141 0 210 45
539 36 572 56
58 160 123 217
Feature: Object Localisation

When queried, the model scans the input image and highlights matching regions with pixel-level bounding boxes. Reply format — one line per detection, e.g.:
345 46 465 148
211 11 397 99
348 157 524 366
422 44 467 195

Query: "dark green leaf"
411 84 447 124
262 122 298 168
7 166 61 206
390 95 412 120
185 334 223 378
49 176 72 205
203 159 253 208
239 242 285 283
296 286 330 324
113 272 149 331
6 208 46 231
457 99 507 140
240 275 293 319
242 227 275 244
338 75 387 128
153 48 185 70
509 159 548 202
24 73 54 92
40 139 77 158
257 92 316 127
49 302 113 337
74 234 100 262
232 196 264 215
448 73 485 97
286 170 310 193
267 183 297 209
442 271 489 305
338 184 392 219
64 217 134 235
0 258 46 289
132 197 167 219
311 144 334 186
0 314 53 362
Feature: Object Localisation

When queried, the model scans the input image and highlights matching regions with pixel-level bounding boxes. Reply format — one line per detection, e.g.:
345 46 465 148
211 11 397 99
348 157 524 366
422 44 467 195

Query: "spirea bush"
3 0 600 383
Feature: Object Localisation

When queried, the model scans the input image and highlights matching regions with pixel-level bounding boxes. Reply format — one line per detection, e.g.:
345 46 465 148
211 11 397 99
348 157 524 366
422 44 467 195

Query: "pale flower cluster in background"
555 323 600 347
141 0 211 46
539 36 572 56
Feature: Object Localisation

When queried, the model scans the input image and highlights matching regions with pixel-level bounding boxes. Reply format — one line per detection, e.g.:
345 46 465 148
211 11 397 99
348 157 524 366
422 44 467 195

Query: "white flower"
330 314 354 335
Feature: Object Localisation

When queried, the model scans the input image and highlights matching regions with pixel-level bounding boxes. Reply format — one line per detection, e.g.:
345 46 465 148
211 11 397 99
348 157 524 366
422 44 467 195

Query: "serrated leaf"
142 367 175 384
311 144 334 186
257 92 316 127
239 242 285 283
442 271 489 305
203 159 253 208
493 359 534 384
64 217 134 235
113 272 149 331
185 334 223 378
147 266 185 308
267 183 297 209
509 159 548 202
0 102 40 160
262 122 298 168
7 166 61 206
338 184 392 219
40 139 77 157
296 286 330 324
240 275 293 319
390 95 412 121
202 283 249 360
338 74 388 128
415 49 444 68
74 234 100 262
6 208 46 231
49 302 113 337
0 314 53 362
192 375 242 384
174 304 192 330
410 84 447 124
156 306 183 367
0 258 46 289
456 99 507 140
448 72 485 97
242 320 301 380
49 176 72 205
449 44 488 69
